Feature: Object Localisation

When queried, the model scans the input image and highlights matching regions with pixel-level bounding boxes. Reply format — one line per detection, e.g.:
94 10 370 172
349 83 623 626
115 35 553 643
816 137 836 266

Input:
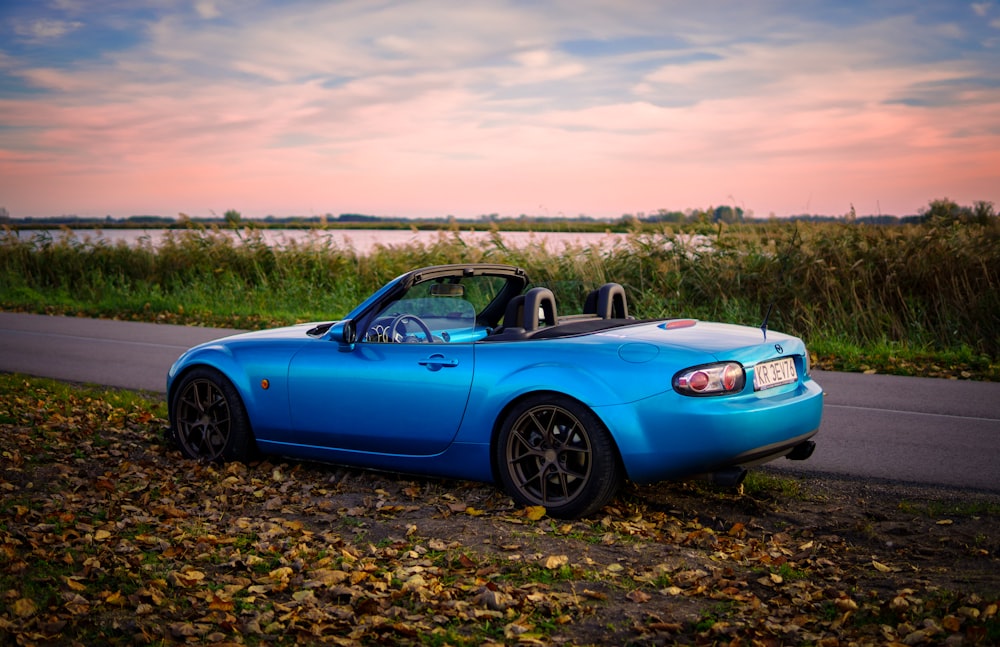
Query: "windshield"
361 272 516 343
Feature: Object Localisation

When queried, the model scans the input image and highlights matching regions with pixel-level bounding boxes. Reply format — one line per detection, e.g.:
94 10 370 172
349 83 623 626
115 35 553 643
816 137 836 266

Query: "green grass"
2 218 998 378
897 499 1000 518
809 336 997 379
742 471 804 499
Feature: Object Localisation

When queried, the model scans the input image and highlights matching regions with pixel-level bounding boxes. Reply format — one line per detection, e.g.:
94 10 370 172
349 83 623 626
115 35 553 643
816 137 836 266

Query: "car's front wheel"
496 394 622 518
170 367 255 462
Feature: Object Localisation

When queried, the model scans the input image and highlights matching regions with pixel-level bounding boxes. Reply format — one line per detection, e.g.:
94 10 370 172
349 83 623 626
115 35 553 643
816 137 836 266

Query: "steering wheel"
389 314 434 343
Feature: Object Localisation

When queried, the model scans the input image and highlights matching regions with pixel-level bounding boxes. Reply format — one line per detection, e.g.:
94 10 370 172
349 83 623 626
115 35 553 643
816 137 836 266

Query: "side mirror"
328 319 357 348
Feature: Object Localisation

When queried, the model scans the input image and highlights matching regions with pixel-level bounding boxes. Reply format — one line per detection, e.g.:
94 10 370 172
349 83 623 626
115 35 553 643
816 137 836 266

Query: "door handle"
418 354 459 370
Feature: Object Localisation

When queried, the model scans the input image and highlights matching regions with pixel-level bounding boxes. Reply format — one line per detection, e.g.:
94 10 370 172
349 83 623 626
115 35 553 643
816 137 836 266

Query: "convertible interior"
487 282 638 341
363 279 642 344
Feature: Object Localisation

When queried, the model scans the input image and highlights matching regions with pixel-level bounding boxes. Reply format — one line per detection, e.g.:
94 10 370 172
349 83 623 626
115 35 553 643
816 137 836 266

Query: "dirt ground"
2 385 998 645
269 461 1000 645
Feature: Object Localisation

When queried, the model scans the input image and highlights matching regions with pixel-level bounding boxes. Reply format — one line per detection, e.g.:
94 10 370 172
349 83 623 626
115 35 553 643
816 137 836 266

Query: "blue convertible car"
168 263 823 518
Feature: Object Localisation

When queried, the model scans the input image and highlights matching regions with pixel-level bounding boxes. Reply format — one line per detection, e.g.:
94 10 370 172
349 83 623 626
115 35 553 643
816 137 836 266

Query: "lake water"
5 228 632 255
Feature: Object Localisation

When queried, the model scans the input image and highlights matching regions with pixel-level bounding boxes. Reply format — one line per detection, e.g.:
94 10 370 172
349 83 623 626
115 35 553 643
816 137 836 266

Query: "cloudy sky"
1 1 998 220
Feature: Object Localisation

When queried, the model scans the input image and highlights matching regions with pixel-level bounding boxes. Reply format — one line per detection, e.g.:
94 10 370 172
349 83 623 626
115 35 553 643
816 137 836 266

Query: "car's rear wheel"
171 367 255 462
496 394 622 519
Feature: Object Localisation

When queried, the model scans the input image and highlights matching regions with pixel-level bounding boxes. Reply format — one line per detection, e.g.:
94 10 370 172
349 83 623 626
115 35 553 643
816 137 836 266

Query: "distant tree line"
620 199 996 226
1 198 994 229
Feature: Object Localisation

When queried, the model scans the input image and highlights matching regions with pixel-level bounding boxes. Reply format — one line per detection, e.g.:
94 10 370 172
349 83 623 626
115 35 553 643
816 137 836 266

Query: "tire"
170 367 255 462
496 394 622 519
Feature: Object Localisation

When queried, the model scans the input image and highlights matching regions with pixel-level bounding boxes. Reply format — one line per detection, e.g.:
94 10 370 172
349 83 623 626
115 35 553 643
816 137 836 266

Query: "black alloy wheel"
171 367 255 462
496 394 622 519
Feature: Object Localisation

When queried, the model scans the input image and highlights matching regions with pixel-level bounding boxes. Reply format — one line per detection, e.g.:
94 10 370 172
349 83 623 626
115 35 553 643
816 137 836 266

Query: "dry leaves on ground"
1 374 998 645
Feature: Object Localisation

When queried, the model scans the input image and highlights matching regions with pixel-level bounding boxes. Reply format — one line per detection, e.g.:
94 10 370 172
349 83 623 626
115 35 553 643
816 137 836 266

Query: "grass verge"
2 219 998 379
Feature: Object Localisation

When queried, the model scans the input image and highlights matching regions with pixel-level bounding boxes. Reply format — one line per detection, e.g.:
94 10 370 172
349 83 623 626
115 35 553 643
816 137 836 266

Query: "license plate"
754 357 798 391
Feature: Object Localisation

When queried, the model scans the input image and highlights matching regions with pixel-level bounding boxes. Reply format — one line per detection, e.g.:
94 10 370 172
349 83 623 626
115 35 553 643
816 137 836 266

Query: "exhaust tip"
786 440 816 461
711 466 748 488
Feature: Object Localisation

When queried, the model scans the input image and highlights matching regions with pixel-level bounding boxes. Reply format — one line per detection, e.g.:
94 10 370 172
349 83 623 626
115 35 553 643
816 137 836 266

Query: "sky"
1 1 998 221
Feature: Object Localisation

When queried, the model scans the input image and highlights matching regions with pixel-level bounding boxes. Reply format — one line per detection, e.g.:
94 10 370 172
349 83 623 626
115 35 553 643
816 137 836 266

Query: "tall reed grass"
2 219 997 362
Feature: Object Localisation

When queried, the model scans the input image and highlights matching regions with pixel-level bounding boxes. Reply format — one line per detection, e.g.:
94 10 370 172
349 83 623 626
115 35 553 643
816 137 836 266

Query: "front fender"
167 342 300 438
168 343 248 399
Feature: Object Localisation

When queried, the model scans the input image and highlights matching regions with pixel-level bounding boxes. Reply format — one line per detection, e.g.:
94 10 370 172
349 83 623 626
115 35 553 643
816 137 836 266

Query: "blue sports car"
167 263 823 518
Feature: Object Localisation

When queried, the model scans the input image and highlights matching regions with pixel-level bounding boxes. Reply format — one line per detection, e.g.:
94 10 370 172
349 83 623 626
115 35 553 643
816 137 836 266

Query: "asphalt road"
768 370 1000 492
2 312 998 492
0 312 235 393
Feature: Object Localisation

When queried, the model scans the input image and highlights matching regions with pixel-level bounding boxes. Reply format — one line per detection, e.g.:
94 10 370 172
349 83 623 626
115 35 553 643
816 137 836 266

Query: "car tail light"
673 362 745 396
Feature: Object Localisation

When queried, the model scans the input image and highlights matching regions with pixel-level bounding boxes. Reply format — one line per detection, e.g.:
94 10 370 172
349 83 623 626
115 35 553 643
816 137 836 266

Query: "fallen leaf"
626 590 651 603
103 590 126 606
63 577 87 592
170 569 206 587
835 597 858 611
942 615 962 632
13 598 37 618
525 506 546 521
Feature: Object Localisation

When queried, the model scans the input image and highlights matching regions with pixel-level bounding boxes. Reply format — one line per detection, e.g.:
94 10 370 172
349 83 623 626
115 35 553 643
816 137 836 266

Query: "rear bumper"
597 377 824 484
725 432 818 466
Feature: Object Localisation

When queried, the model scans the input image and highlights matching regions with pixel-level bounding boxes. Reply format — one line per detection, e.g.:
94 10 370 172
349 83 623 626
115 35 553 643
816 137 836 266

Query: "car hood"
207 321 332 345
167 321 328 391
171 322 326 366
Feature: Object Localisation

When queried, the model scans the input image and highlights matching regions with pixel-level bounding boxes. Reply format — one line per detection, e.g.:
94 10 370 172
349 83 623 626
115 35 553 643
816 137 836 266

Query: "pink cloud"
1 3 997 220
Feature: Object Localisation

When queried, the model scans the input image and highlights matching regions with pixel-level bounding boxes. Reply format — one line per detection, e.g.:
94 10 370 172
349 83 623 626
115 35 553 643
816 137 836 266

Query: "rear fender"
455 361 627 447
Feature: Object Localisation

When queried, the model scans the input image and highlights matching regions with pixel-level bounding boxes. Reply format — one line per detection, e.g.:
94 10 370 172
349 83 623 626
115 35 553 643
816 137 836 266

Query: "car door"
286 338 475 456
